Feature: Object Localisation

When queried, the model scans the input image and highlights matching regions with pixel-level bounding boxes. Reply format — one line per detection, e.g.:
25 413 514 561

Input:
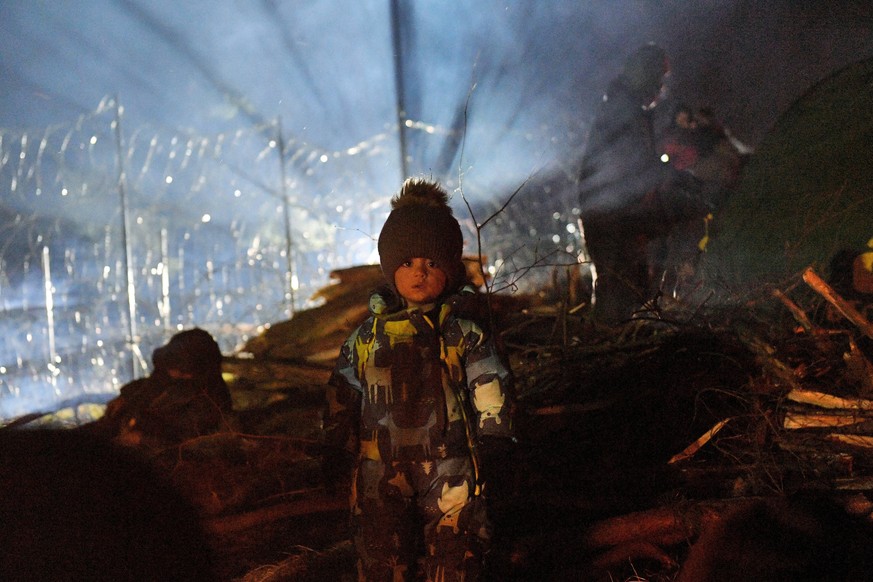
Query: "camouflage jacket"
326 287 514 464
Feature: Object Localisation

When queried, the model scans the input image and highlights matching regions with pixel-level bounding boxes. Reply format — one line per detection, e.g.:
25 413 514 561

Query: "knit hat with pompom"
377 178 466 293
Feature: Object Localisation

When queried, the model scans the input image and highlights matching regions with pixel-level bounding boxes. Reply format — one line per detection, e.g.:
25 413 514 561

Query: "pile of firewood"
508 265 873 581
15 261 873 581
210 263 873 581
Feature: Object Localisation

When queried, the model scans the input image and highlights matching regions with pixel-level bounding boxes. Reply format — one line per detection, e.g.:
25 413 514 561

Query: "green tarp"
700 57 873 299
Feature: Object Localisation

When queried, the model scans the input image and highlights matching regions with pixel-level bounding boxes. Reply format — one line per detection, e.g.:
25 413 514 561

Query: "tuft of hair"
391 178 452 212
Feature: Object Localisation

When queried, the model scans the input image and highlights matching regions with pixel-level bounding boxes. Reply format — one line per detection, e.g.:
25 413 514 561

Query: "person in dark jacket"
654 104 744 298
577 43 699 321
324 178 515 582
90 328 233 448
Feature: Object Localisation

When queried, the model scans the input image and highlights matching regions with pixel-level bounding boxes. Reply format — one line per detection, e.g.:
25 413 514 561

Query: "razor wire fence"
0 96 397 420
0 94 586 421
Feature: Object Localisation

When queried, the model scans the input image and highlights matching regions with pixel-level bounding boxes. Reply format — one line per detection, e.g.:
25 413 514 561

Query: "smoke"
1 0 872 419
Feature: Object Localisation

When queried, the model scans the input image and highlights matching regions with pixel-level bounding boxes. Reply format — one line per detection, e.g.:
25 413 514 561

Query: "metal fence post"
113 94 138 379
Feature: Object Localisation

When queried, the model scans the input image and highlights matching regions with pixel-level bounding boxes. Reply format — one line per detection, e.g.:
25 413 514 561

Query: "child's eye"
426 260 438 269
402 260 413 267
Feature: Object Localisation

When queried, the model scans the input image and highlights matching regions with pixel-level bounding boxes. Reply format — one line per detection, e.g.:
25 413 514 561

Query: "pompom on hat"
377 178 466 293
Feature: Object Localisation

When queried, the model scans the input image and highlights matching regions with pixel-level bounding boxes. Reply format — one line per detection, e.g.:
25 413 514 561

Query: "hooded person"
86 328 233 448
323 178 515 582
577 43 701 321
151 328 232 414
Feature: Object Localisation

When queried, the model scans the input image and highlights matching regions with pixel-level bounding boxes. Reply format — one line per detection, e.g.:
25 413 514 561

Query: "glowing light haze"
1 1 871 419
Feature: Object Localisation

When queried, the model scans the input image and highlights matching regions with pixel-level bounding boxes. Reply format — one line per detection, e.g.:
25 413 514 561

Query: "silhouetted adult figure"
577 43 678 322
88 328 233 449
654 105 745 298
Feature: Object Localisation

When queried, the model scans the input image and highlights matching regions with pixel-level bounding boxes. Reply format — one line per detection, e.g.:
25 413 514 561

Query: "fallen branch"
834 476 873 491
738 331 804 391
845 338 873 396
827 433 873 449
527 397 623 416
803 267 873 340
582 498 764 564
669 418 732 464
786 388 873 411
590 540 677 571
783 411 868 429
204 491 347 535
773 288 838 353
583 504 706 550
773 288 815 333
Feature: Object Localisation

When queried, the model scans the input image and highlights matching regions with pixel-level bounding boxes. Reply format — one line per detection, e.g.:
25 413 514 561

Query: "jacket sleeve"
577 85 671 221
464 328 514 439
324 329 363 455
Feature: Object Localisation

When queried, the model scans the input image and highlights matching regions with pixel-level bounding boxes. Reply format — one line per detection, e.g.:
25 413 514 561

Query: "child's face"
394 257 448 308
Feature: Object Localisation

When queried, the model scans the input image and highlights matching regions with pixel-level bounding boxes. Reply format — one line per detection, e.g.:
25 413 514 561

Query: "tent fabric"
699 57 873 300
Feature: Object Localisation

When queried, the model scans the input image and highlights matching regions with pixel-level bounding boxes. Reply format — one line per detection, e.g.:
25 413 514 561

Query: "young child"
324 178 515 582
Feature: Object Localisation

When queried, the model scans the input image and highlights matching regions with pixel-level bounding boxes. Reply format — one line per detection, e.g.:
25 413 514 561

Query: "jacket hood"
367 283 486 324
